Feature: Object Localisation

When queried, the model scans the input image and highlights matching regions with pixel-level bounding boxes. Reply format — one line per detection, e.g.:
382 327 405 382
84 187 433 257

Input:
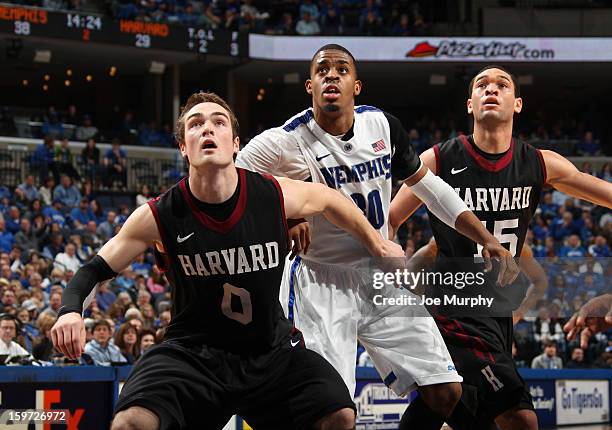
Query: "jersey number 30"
221 283 252 324
474 218 519 258
350 190 384 229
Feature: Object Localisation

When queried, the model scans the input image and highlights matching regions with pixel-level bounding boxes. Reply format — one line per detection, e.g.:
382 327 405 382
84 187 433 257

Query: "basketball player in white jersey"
236 44 519 424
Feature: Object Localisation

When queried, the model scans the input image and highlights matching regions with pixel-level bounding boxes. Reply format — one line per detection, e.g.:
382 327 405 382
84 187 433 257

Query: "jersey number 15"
474 218 519 259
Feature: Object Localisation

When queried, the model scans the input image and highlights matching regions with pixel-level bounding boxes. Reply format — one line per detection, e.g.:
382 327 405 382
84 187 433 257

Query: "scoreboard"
0 4 248 57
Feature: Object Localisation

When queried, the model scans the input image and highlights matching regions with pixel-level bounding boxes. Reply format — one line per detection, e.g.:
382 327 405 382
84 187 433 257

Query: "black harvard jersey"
148 169 292 354
428 135 546 313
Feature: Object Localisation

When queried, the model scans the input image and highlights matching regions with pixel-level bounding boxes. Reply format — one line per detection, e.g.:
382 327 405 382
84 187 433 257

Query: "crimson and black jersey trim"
433 144 441 174
459 134 514 173
178 168 248 234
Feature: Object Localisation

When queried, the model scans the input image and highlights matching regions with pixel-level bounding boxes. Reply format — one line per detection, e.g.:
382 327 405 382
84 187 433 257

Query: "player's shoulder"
354 105 383 115
435 135 464 152
513 136 539 155
241 169 284 201
279 108 315 136
249 110 313 146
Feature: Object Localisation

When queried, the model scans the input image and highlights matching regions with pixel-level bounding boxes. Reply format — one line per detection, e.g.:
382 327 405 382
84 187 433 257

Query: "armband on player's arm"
58 255 117 317
408 169 468 229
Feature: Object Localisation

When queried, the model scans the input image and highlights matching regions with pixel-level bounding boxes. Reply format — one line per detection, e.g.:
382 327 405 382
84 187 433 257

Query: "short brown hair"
175 91 239 147
92 319 112 331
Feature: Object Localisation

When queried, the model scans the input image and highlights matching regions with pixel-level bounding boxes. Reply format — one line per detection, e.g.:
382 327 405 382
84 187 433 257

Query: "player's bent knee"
314 407 355 430
111 406 160 430
496 408 538 430
419 382 462 419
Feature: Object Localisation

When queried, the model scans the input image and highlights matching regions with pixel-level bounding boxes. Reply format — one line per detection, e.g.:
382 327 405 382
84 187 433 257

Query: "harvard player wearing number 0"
50 92 410 430
237 44 520 426
389 65 612 430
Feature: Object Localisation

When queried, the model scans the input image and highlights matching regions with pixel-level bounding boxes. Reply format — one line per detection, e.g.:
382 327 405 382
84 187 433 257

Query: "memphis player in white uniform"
236 44 519 426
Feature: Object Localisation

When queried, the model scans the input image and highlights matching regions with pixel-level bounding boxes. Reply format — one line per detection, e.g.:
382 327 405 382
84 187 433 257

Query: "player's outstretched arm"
51 204 160 360
403 162 518 286
513 246 548 324
543 150 612 208
276 177 404 258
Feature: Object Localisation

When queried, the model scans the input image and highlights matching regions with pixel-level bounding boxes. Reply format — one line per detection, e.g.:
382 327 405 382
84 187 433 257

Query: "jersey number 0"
221 283 253 324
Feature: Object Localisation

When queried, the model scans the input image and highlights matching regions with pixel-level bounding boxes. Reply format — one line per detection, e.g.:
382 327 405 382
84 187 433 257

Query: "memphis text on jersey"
454 186 533 212
177 241 280 277
321 154 392 189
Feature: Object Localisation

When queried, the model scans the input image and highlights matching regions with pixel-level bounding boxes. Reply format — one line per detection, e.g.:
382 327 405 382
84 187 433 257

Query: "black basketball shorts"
436 315 534 424
114 334 356 429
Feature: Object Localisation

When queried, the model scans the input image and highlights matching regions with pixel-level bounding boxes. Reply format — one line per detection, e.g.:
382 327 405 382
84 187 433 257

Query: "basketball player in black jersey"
50 92 408 430
389 65 612 430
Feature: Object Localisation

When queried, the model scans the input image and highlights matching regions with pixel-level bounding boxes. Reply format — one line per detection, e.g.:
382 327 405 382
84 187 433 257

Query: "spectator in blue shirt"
96 282 117 312
31 136 56 183
0 219 14 253
576 131 601 156
16 175 40 203
83 319 127 365
589 235 611 257
4 206 21 234
42 201 67 227
97 211 117 241
551 211 579 241
540 193 559 220
559 235 587 258
131 253 152 277
531 214 549 241
70 198 96 228
53 175 81 208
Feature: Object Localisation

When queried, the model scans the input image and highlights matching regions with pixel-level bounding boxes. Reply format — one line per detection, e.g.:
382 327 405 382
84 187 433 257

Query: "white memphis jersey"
236 106 421 267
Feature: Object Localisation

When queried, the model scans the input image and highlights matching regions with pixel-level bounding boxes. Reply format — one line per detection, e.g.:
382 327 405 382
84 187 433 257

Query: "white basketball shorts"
280 256 462 396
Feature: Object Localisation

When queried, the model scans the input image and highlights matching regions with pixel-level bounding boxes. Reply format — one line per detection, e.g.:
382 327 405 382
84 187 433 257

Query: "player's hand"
287 218 311 260
380 239 405 258
50 312 86 360
564 294 612 349
481 241 519 287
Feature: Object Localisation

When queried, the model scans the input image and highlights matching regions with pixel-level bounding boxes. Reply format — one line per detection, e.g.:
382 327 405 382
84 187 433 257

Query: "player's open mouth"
202 140 217 149
323 86 341 101
483 97 499 106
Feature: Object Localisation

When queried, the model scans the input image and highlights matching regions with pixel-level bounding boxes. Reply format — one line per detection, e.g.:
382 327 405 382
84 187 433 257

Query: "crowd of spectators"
0 105 175 149
4 0 432 36
107 0 431 36
0 162 170 365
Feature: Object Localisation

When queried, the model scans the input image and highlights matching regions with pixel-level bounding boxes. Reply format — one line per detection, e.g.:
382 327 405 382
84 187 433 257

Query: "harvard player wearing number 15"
50 92 411 430
389 65 612 430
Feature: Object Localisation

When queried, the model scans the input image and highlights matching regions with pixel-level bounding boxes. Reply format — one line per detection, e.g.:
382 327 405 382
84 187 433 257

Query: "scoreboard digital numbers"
0 4 247 57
